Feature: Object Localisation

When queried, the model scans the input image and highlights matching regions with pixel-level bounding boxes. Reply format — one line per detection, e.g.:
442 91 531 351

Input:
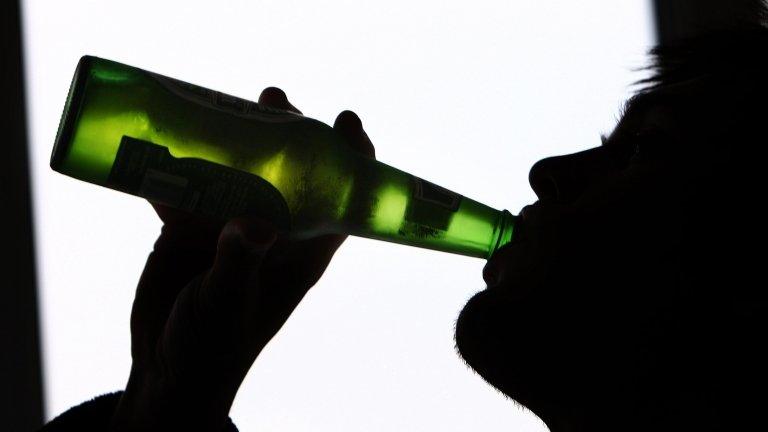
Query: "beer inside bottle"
51 56 515 259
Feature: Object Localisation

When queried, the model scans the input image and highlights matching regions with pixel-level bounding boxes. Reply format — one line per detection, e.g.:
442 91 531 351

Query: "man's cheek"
570 162 664 212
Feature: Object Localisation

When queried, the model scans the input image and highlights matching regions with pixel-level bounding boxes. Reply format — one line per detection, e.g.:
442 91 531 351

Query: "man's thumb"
208 217 277 295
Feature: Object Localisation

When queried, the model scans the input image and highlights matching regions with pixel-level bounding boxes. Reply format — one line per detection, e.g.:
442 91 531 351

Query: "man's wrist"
110 367 238 432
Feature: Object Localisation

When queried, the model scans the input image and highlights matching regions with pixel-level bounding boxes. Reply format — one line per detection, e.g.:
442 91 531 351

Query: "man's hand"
111 88 375 431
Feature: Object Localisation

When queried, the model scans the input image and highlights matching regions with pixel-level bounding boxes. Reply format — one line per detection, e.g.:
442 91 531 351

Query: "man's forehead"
631 75 717 114
608 76 715 141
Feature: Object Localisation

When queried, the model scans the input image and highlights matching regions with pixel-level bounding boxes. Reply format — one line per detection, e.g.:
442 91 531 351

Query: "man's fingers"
334 110 375 158
132 220 220 358
152 203 192 224
257 89 374 160
266 233 346 289
258 87 302 114
151 203 224 230
205 218 278 301
272 110 375 290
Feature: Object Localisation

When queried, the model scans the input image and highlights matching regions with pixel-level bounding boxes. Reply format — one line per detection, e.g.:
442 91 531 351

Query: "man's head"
455 8 768 432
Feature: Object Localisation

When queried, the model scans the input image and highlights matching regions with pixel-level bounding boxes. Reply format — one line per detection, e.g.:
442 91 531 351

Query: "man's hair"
641 1 768 92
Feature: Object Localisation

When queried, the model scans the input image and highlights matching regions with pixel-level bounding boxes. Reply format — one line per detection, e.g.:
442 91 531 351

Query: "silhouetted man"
42 6 767 432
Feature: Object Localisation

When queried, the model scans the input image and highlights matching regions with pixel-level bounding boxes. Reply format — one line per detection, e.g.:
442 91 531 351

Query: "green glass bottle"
51 56 514 259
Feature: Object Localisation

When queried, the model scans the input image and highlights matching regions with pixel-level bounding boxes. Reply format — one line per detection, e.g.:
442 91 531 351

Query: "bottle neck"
488 210 515 259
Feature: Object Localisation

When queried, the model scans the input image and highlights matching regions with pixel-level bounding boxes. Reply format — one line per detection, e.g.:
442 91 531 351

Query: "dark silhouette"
42 5 767 432
2 0 45 429
457 14 768 432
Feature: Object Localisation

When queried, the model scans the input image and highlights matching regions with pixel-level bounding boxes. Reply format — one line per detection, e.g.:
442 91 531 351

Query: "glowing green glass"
52 56 515 259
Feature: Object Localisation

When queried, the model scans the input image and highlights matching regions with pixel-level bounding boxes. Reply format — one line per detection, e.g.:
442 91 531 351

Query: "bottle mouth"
51 55 94 171
488 209 515 259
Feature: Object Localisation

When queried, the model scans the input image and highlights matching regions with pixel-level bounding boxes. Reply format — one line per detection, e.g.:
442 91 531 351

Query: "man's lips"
483 200 571 290
518 202 541 223
482 202 537 287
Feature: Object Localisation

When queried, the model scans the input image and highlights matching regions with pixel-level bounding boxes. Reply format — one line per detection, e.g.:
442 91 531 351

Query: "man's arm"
40 88 375 432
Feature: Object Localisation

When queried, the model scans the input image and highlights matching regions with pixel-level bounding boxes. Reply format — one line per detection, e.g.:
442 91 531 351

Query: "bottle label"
107 136 291 230
405 178 462 232
150 73 304 124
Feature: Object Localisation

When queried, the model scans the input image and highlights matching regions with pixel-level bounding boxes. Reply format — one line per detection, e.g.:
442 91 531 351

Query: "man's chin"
455 287 567 425
455 288 520 397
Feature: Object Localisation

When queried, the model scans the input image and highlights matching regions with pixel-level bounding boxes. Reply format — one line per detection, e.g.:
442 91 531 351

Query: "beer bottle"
51 56 514 259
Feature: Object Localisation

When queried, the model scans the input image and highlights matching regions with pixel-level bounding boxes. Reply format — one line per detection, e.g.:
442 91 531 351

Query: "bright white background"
23 1 652 430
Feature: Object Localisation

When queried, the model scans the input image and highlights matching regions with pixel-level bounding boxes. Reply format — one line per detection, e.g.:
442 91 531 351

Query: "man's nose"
528 156 562 200
528 147 610 202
